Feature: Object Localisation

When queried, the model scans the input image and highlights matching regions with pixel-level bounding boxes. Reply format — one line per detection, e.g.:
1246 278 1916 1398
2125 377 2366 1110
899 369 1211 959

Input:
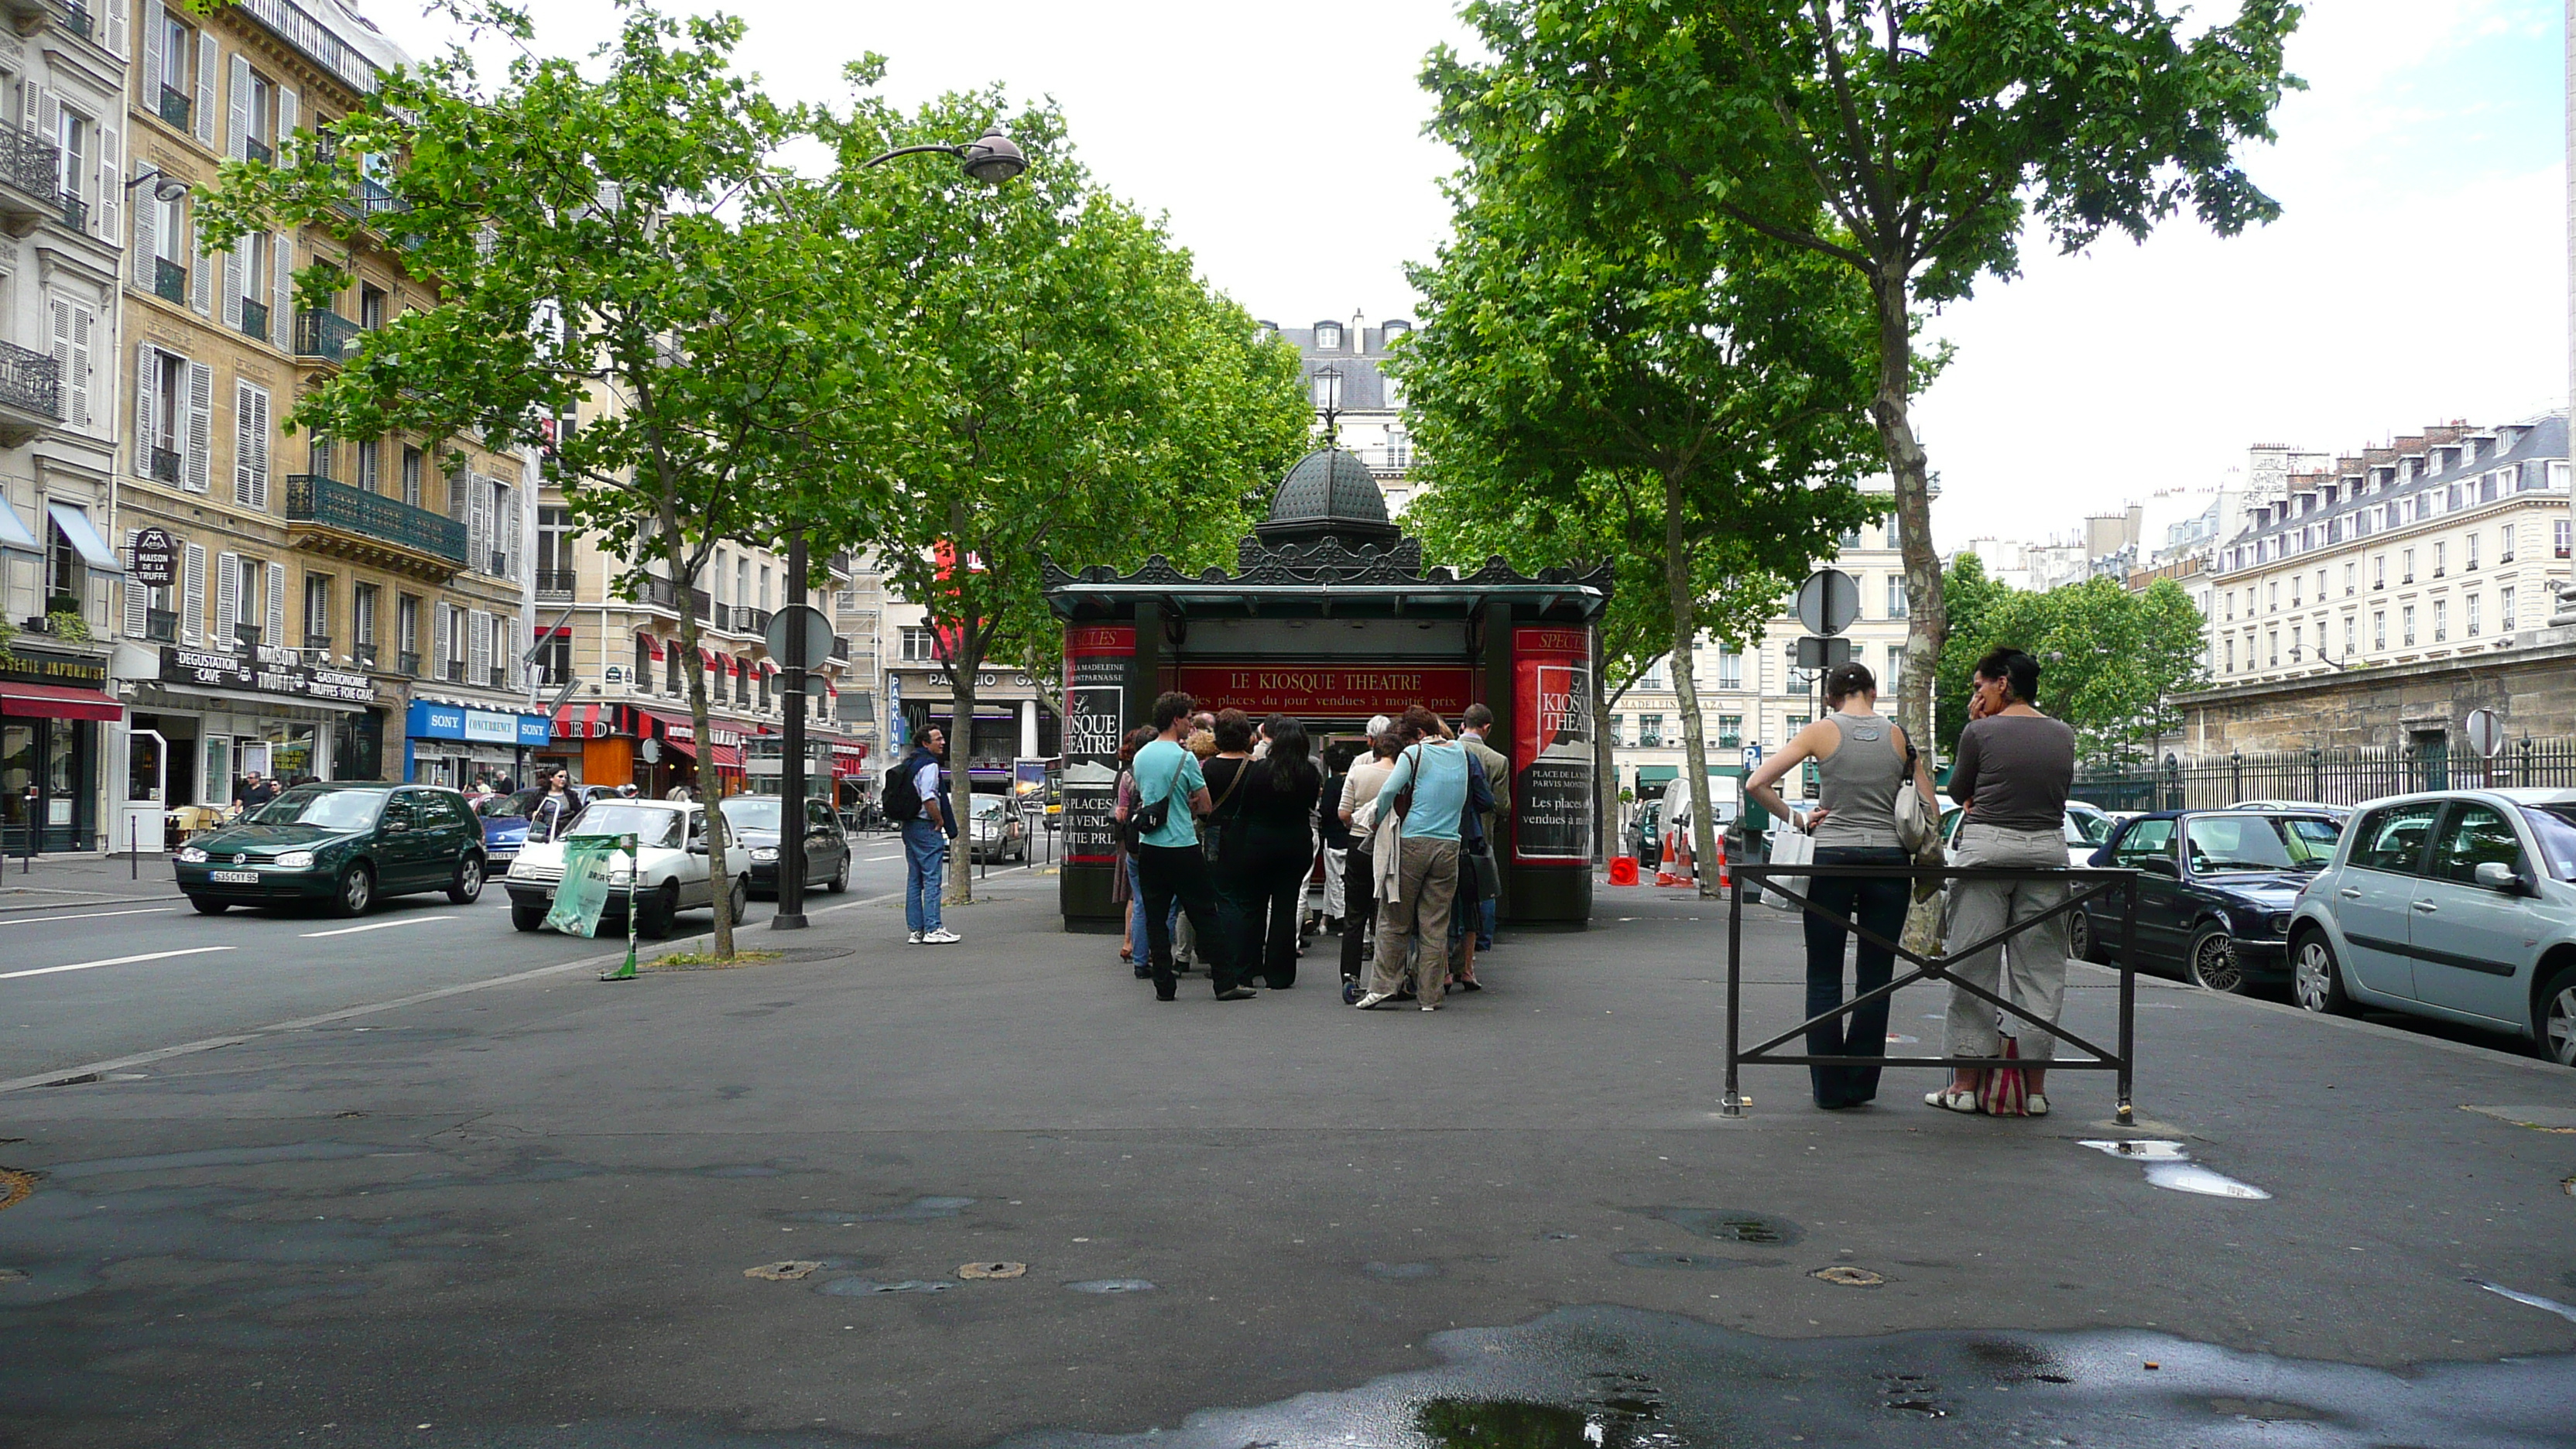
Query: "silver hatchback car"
2286 789 2576 1066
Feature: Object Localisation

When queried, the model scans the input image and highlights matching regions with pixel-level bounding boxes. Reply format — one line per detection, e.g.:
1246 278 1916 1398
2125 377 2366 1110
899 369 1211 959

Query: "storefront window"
263 721 317 784
202 735 232 807
128 730 164 803
2 723 31 835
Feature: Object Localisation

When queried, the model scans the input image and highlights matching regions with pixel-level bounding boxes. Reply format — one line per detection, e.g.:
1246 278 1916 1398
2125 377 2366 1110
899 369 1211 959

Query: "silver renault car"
2286 789 2576 1066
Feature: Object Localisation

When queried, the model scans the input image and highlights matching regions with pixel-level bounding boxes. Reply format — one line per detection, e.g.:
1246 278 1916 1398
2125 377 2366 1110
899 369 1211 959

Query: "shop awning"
46 503 122 574
1634 766 1679 788
710 742 744 771
0 680 124 721
0 498 37 553
639 707 697 759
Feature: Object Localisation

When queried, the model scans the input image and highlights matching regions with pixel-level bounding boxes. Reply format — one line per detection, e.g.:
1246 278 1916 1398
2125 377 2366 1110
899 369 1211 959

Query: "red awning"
0 680 123 721
536 625 572 638
550 701 601 739
641 707 697 759
639 632 665 660
710 742 745 771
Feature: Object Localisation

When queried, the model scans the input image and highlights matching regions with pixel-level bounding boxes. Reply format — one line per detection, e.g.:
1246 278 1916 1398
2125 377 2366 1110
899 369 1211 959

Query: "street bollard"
129 817 138 880
600 834 641 981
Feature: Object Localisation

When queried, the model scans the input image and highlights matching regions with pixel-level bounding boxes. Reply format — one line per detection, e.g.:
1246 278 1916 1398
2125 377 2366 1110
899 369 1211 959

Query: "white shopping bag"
1762 826 1813 911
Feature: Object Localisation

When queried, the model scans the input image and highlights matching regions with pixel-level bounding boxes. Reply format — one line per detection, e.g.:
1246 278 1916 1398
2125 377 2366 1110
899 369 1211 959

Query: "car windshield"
2184 814 2338 873
251 788 385 831
972 796 1008 820
564 804 684 849
719 797 783 832
2066 810 2116 846
475 790 536 820
2519 805 2576 882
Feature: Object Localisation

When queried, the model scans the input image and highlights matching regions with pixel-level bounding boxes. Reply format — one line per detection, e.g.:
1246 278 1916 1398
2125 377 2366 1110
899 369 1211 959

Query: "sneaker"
921 928 961 944
1216 985 1258 1002
1420 1003 1439 1012
1352 991 1395 1010
906 930 923 944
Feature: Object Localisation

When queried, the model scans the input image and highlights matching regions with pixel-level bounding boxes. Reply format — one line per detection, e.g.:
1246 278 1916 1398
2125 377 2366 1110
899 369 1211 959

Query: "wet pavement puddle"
2077 1139 2272 1201
983 1305 2576 1449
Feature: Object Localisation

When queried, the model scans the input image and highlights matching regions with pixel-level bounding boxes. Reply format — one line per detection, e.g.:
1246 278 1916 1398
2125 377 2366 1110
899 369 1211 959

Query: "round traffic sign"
1796 570 1860 637
763 604 834 669
2464 707 2506 759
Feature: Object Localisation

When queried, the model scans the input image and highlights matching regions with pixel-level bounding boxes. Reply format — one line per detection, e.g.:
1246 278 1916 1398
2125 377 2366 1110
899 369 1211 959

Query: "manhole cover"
745 1260 822 1281
958 1261 1026 1279
1812 1266 1886 1287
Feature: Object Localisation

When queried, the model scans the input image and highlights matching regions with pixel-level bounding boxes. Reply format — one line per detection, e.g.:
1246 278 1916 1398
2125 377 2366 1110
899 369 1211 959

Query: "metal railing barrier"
1725 862 2140 1123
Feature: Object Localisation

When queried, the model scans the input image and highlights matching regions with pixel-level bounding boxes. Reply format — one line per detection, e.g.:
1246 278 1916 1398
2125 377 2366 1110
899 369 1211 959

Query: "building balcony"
628 574 712 622
829 637 850 661
327 176 410 228
145 608 177 643
534 567 577 600
294 309 363 363
0 338 61 444
735 605 772 635
241 299 271 345
284 472 470 582
353 642 378 670
0 125 62 235
0 0 92 43
398 650 421 677
489 666 507 690
154 258 187 305
244 136 272 166
302 633 332 657
158 84 192 131
440 658 465 683
146 445 181 484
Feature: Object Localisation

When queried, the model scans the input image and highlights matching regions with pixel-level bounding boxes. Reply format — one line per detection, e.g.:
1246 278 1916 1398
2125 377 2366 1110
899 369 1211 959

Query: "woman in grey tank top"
1745 662 1939 1110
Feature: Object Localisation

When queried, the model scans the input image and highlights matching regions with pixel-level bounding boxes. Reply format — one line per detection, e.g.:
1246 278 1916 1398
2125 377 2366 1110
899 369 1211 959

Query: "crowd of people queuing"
1108 692 1506 1009
1745 647 2078 1119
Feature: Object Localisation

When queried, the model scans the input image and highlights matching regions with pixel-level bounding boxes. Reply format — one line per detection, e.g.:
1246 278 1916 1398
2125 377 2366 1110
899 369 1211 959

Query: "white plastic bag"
1762 824 1814 911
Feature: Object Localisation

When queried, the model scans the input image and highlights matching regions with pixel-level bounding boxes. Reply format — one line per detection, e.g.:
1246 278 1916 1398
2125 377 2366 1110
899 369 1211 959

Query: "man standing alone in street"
896 728 959 945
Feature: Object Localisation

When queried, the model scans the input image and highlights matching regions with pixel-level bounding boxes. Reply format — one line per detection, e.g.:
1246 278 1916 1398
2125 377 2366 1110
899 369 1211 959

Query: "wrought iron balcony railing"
234 624 262 650
302 633 332 655
56 191 84 231
285 472 470 566
158 84 192 131
294 309 362 361
0 339 63 420
147 446 181 483
244 136 272 166
534 568 577 598
829 637 850 661
154 258 187 304
398 650 421 677
145 608 177 643
440 658 464 683
353 642 378 669
0 125 61 206
240 299 270 344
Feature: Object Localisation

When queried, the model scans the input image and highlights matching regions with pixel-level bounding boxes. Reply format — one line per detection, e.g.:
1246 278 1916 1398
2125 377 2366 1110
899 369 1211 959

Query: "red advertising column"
1509 625 1596 925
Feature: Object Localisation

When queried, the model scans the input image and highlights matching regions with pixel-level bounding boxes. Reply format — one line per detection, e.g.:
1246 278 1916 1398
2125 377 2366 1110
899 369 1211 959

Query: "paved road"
2 879 2570 1447
0 831 1038 1084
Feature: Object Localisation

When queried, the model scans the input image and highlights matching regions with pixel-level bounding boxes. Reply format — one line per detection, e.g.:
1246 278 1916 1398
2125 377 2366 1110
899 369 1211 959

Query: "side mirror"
2473 860 2525 893
2136 857 2180 878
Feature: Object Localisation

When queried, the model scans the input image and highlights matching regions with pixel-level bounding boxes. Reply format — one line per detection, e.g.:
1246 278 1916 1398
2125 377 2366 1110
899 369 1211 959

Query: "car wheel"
639 882 677 939
826 855 848 894
2290 931 2353 1016
447 854 486 904
330 863 375 918
187 895 230 915
2067 907 2099 964
2536 961 2576 1068
2185 923 2246 995
731 875 750 923
511 900 546 933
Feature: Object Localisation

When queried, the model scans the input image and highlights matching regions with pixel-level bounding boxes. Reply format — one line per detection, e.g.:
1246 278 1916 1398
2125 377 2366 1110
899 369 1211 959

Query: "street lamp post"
770 124 1026 932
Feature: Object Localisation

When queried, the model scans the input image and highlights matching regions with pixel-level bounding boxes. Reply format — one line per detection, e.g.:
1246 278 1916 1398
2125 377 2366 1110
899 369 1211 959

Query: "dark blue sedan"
2074 809 2345 994
474 785 618 865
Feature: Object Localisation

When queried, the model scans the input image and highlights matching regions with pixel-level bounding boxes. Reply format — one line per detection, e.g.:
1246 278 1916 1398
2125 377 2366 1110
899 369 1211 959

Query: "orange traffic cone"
1715 834 1732 890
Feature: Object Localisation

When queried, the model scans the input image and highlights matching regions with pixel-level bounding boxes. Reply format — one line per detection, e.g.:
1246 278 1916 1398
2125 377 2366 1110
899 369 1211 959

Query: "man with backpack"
886 727 959 944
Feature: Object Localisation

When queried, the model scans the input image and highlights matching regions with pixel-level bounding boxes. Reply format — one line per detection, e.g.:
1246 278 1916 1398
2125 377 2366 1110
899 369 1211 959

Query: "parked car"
2287 790 2576 1066
968 793 1028 862
1937 801 2119 869
718 795 851 896
474 785 622 864
2232 798 2354 824
176 783 488 917
502 799 751 937
2071 809 2345 991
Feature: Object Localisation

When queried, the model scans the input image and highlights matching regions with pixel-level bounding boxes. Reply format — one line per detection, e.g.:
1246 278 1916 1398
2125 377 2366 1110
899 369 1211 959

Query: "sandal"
2025 1094 2051 1117
1923 1088 1980 1114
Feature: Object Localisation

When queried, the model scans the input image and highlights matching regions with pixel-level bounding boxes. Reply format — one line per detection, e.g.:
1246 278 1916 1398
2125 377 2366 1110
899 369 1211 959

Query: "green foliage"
1422 0 2304 735
1936 558 2208 764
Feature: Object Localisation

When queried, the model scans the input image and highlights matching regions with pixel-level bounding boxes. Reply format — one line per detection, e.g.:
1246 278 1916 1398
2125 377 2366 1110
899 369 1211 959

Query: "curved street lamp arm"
862 143 967 169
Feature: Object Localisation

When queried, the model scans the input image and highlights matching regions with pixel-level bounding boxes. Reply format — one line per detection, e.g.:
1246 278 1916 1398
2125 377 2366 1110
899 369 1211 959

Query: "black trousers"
1137 843 1238 998
1218 834 1311 989
1339 846 1375 981
1802 844 1911 1108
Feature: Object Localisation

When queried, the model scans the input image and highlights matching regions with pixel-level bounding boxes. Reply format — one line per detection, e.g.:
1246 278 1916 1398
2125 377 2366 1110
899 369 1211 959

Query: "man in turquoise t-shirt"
1123 690 1251 1002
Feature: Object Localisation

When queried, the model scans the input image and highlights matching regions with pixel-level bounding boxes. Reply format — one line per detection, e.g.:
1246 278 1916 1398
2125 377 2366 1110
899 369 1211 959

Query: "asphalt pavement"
1 871 2571 1448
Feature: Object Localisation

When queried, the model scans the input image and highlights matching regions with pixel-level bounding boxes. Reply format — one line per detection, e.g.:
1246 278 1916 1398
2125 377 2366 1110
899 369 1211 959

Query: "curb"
0 892 185 915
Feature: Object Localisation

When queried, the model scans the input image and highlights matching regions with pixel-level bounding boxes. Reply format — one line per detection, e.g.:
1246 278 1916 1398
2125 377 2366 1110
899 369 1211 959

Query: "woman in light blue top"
1358 706 1476 1012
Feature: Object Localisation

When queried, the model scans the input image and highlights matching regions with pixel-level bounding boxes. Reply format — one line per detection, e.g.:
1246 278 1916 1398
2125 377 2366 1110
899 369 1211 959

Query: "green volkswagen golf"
175 783 488 917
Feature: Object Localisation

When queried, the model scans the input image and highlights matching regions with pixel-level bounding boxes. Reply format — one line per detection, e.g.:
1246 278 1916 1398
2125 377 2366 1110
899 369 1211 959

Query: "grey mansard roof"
2221 413 2567 562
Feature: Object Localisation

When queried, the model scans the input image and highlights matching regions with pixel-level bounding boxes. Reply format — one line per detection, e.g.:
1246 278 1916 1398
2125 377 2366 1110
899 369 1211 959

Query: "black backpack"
882 752 926 824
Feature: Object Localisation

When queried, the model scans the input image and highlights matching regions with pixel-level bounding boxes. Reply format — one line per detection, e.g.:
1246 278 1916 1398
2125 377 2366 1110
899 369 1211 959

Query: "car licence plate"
210 869 259 884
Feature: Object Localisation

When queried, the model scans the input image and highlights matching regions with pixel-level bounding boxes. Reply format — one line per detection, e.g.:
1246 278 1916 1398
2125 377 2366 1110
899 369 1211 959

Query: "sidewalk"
0 849 182 911
2 874 2570 1446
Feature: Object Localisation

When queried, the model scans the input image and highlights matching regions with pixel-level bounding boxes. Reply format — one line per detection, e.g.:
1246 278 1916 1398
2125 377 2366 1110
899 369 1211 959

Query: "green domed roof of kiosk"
1256 446 1401 549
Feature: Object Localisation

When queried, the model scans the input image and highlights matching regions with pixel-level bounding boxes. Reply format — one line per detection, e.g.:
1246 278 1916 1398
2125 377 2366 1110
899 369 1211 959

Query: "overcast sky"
365 0 2566 552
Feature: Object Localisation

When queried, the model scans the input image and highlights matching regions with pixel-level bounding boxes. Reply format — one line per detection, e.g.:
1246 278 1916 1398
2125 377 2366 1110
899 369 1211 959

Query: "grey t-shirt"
1946 714 2076 834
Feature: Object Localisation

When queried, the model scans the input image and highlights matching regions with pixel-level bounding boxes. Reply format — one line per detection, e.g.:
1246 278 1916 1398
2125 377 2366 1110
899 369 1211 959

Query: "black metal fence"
2073 737 2576 813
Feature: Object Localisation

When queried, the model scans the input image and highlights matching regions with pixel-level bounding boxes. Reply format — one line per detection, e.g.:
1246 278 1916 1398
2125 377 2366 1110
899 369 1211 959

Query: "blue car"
474 785 618 864
2074 808 2345 993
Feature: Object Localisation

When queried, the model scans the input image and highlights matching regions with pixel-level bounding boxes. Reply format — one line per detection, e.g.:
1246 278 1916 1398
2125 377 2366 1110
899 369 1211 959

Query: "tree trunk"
671 530 734 957
947 661 977 906
1592 689 1619 865
1665 469 1721 899
1872 265 1944 751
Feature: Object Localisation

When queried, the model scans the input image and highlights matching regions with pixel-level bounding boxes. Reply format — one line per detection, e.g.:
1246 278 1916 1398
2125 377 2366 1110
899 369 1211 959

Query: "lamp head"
153 178 191 203
957 126 1026 185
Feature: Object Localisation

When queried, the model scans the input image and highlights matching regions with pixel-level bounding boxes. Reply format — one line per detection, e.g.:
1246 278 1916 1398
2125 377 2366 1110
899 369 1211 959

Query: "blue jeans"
1803 845 1910 1108
903 820 946 933
1126 855 1180 954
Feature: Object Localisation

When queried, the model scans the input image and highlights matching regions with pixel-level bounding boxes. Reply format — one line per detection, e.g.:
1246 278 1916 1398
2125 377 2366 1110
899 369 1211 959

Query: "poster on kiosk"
1512 626 1594 864
1059 625 1132 868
